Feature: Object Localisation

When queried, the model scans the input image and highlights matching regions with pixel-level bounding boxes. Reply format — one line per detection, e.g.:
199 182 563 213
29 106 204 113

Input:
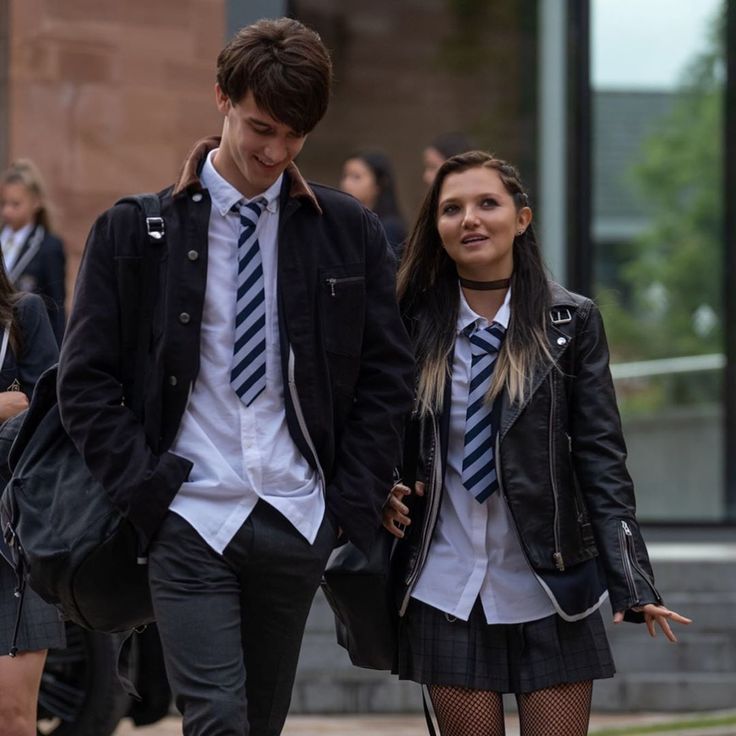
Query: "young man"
58 18 414 736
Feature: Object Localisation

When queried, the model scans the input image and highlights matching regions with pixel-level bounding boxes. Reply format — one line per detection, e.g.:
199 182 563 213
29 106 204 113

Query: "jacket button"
168 375 178 386
557 337 567 346
191 193 203 202
187 250 199 261
179 312 191 324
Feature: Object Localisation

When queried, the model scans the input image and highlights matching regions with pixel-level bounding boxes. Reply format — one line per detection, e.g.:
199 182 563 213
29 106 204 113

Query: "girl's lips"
461 234 487 244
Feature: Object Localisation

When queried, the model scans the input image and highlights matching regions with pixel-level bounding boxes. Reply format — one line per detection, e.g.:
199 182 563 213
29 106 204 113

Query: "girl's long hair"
1 158 53 231
397 151 552 415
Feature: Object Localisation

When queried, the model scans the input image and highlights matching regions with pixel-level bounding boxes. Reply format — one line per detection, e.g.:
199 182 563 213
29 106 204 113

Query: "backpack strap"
114 194 165 421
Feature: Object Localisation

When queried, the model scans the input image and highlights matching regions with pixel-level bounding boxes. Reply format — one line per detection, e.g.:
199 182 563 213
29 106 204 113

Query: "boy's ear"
215 84 230 113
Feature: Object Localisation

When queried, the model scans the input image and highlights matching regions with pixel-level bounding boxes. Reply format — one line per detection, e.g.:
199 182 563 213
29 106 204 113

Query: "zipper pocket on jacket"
618 520 640 603
287 345 327 495
548 374 564 571
400 416 442 616
325 276 364 297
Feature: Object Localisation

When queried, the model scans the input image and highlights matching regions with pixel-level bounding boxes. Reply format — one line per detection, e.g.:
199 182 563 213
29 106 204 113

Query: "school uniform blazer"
0 293 59 395
58 137 415 554
8 225 66 345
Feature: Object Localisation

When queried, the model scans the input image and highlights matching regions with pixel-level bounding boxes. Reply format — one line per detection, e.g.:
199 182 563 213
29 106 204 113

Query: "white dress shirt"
169 149 324 554
0 223 32 270
411 287 556 624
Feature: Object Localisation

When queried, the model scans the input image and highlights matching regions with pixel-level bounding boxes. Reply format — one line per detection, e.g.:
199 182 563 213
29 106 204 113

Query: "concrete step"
592 672 736 712
605 631 736 673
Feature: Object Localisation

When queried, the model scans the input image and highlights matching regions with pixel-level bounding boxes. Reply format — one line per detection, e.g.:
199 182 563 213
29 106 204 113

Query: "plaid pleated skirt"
396 598 615 694
0 557 66 655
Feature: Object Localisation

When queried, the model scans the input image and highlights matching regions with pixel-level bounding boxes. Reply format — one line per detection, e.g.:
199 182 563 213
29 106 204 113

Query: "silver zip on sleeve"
618 520 639 602
287 345 327 495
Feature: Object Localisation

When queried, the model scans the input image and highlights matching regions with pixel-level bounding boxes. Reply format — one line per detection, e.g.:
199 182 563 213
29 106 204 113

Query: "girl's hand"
614 604 692 643
0 391 28 421
382 481 425 539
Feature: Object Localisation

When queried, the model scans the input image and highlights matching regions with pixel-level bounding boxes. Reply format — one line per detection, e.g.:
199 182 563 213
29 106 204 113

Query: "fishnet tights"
429 680 592 736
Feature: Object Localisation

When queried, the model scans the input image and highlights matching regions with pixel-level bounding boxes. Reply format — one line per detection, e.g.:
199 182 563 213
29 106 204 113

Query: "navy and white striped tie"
462 322 506 502
231 198 268 406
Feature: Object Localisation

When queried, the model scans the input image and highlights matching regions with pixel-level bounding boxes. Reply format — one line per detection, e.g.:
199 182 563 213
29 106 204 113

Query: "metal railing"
610 353 726 380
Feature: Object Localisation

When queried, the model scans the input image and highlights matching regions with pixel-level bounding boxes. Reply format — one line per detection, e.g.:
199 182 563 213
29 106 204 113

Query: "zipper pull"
621 520 633 536
553 552 565 571
326 278 336 297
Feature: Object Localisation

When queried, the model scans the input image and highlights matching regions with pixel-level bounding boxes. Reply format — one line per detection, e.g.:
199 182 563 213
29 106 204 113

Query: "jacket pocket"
319 267 365 357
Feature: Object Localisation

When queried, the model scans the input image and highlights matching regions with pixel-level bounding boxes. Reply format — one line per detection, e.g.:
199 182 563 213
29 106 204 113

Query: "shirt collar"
457 284 511 334
1 223 32 246
201 149 282 217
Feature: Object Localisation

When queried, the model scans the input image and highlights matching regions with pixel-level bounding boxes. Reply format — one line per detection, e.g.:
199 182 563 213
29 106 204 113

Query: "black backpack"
0 194 164 642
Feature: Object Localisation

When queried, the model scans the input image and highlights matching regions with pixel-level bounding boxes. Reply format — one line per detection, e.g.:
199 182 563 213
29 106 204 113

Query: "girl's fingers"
646 615 656 638
415 481 426 496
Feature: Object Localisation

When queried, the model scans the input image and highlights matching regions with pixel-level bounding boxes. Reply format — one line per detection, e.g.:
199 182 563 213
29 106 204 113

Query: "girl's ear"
517 206 532 233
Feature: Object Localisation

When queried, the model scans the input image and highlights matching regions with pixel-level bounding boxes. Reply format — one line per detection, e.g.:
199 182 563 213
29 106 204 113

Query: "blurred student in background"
0 160 66 344
422 132 477 187
340 149 407 258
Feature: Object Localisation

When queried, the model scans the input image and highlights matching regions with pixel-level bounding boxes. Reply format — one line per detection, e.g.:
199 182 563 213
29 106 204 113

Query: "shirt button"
168 375 178 386
179 312 191 325
191 192 203 202
557 336 567 346
187 250 199 261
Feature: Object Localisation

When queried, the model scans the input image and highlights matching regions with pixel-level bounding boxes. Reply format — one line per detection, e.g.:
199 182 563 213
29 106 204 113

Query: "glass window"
591 0 726 521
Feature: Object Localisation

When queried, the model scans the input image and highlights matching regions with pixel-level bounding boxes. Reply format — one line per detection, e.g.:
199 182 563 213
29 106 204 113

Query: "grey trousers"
148 501 337 736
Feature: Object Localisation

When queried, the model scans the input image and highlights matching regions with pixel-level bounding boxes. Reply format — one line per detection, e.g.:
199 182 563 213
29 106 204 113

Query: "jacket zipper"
399 415 443 616
548 374 564 571
287 345 327 495
325 276 364 297
621 519 661 600
618 520 639 603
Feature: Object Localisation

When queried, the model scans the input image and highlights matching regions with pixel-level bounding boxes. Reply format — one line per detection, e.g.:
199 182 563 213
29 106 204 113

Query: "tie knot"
237 197 267 227
467 322 505 356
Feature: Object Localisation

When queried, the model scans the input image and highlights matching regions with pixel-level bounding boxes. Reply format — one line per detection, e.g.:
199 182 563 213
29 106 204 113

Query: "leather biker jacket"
393 281 662 621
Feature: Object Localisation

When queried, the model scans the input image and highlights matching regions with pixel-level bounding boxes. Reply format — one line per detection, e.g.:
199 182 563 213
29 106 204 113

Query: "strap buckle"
550 307 572 325
145 216 165 241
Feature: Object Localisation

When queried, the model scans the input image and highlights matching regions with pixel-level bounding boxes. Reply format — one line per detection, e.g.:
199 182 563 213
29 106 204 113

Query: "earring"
516 230 524 236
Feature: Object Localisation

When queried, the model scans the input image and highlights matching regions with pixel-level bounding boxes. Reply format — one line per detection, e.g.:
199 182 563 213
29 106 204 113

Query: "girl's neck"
461 285 508 323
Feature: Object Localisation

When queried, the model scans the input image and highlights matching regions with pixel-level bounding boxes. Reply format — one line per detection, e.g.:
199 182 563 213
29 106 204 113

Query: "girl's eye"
482 198 498 208
441 204 459 215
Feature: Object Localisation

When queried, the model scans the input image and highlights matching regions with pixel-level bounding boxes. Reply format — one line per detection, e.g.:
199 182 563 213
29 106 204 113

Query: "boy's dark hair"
216 17 332 135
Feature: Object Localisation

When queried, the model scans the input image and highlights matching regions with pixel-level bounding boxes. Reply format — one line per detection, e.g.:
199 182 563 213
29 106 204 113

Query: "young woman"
340 149 407 257
383 151 690 736
0 255 63 736
1 160 66 344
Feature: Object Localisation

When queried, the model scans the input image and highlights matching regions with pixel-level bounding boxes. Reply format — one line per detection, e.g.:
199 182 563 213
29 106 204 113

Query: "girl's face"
1 182 40 231
436 166 531 280
340 158 379 209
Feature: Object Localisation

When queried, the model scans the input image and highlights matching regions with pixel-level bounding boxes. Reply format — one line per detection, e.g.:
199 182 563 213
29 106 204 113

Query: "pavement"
114 710 736 736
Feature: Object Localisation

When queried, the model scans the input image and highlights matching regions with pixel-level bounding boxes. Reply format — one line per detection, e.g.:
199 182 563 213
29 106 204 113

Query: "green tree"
600 8 725 364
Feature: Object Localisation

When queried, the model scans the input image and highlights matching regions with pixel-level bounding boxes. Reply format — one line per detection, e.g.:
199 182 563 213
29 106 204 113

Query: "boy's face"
214 87 307 198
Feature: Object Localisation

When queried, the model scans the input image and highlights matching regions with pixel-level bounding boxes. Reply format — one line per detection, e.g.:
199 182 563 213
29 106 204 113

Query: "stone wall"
3 0 224 300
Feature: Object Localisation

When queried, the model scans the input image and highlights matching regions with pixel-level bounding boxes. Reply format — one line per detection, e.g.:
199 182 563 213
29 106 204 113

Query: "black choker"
459 277 511 291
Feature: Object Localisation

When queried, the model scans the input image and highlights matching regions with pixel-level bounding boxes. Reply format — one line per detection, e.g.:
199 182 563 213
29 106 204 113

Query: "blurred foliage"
598 6 725 414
